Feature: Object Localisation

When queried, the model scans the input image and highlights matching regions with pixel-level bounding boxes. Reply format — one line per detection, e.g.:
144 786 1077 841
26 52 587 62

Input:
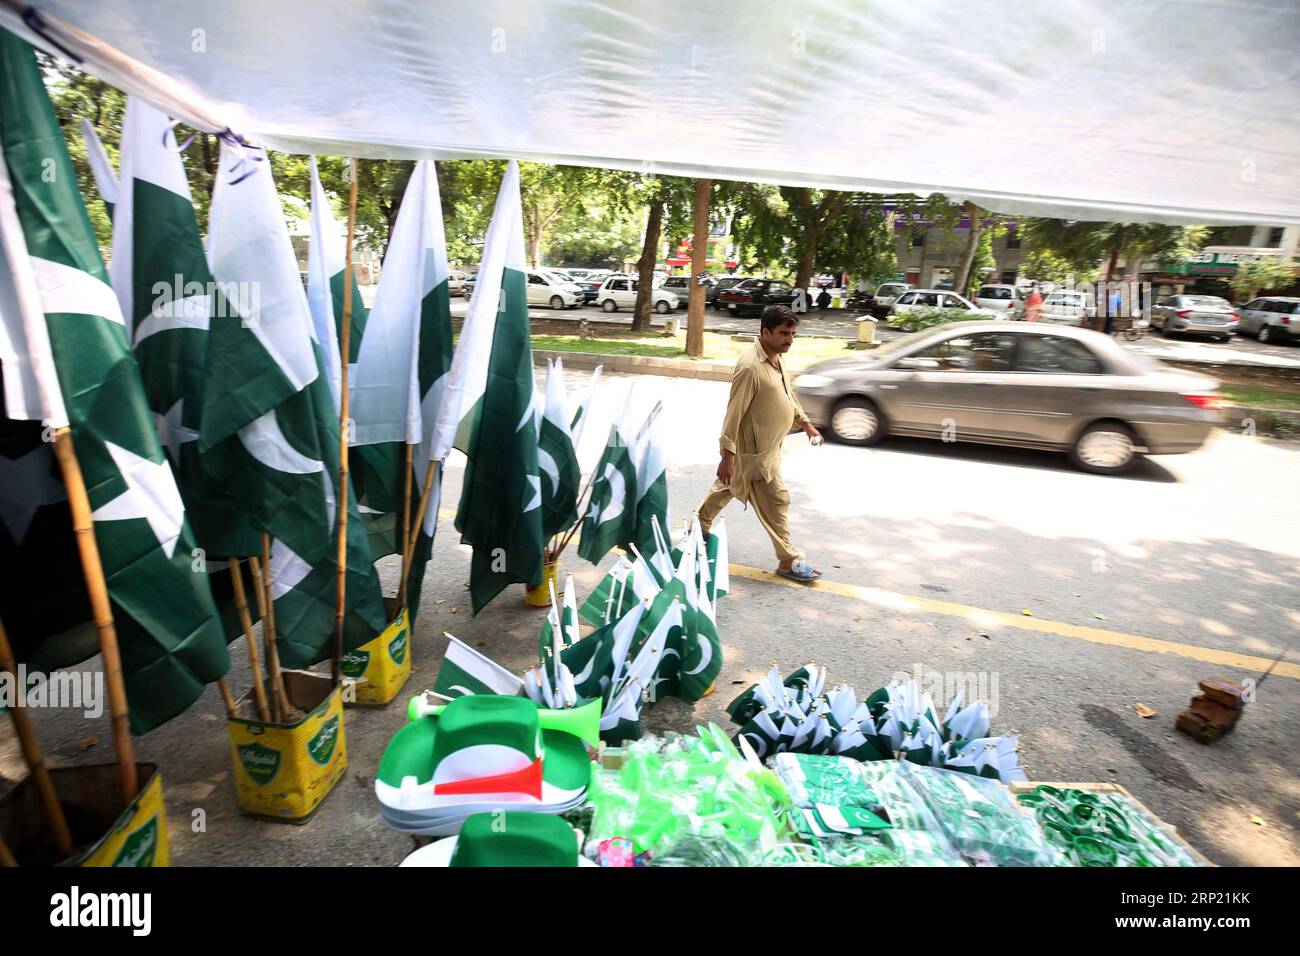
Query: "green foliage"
1231 256 1297 302
1022 218 1209 277
1019 246 1093 285
888 306 973 332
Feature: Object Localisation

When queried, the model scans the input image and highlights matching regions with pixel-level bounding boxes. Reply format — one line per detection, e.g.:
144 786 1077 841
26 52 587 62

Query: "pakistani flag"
345 159 453 617
429 161 543 614
576 412 638 565
630 401 668 559
537 358 580 540
0 30 228 733
537 573 580 659
431 633 523 699
205 140 386 666
568 364 601 453
80 118 117 219
675 534 722 702
111 96 259 559
200 140 332 566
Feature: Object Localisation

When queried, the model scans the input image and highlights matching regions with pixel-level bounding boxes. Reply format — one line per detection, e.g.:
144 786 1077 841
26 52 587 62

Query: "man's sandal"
776 559 822 583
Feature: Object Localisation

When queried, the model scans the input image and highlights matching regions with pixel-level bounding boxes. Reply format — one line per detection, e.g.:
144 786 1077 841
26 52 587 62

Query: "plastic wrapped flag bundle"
727 666 1026 782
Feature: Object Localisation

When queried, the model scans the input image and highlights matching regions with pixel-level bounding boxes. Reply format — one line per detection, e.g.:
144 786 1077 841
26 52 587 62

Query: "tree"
1231 256 1297 302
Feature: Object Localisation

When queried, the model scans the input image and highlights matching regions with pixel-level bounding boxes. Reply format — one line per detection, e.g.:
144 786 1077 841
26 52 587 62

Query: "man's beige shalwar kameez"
697 341 809 562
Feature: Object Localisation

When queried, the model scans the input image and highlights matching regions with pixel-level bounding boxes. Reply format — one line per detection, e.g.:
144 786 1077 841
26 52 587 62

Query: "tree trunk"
795 229 817 305
685 178 711 358
953 202 984 298
632 199 664 332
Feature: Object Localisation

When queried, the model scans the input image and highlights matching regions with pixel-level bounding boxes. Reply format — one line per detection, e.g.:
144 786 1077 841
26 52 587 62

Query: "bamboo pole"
0 832 16 868
0 617 73 858
403 458 441 582
227 558 269 722
50 427 137 804
216 678 238 717
256 538 289 723
333 156 360 683
394 443 415 608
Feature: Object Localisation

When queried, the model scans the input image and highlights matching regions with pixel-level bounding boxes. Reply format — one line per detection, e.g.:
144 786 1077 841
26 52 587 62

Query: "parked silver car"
1235 296 1300 344
1150 294 1239 341
793 321 1220 474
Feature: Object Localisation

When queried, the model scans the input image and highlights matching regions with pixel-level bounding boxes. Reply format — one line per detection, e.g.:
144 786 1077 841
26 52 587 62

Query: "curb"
1217 404 1300 438
532 349 734 382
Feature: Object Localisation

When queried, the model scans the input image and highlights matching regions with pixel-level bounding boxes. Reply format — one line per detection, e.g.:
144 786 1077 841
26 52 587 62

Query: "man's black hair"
761 304 800 333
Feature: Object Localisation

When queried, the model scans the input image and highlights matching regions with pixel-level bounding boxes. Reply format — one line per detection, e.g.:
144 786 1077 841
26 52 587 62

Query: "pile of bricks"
1176 678 1247 744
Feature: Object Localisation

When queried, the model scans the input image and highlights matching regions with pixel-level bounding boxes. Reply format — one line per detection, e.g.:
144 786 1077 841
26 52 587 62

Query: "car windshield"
879 285 904 295
1183 296 1230 308
867 328 937 360
979 286 1013 299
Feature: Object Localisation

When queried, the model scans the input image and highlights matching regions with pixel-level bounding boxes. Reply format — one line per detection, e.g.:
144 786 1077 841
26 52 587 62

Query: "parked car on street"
1037 290 1097 326
717 277 800 316
659 274 712 306
464 273 477 299
792 321 1220 475
708 275 755 308
1150 294 1238 341
974 283 1022 316
594 274 678 313
576 269 616 303
1233 296 1299 344
527 270 584 309
868 282 913 317
889 290 998 327
448 270 467 296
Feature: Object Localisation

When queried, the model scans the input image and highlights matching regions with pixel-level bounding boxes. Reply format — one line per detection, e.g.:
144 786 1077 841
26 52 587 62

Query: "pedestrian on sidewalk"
1024 284 1043 322
696 305 824 582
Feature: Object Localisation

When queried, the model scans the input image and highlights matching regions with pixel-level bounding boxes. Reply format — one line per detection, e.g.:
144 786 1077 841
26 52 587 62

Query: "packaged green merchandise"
1016 786 1203 867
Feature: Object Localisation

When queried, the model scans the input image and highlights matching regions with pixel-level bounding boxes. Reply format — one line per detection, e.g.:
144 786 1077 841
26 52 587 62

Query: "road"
4 368 1297 866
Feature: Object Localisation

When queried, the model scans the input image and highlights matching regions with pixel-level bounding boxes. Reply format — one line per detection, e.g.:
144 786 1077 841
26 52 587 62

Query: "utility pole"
686 178 711 357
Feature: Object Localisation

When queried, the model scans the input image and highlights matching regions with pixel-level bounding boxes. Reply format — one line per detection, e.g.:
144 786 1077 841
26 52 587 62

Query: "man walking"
696 305 823 582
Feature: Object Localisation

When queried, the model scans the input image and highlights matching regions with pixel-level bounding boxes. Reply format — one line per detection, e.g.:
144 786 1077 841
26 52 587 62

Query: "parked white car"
889 290 998 326
596 274 679 313
527 270 583 309
448 270 467 297
1038 290 1097 326
869 281 912 317
974 283 1022 316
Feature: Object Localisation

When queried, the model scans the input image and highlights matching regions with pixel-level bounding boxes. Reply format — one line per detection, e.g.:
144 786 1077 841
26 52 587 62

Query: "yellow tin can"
342 605 412 706
81 765 169 867
524 558 559 608
227 671 347 823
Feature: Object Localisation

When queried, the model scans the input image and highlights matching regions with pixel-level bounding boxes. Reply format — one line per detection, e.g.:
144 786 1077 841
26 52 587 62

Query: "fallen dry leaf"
1020 608 1033 617
78 736 98 751
1135 703 1157 718
1093 613 1107 621
1249 814 1266 827
450 607 459 614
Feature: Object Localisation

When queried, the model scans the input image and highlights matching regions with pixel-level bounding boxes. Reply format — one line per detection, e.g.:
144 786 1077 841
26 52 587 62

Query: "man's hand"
803 422 824 447
717 450 736 485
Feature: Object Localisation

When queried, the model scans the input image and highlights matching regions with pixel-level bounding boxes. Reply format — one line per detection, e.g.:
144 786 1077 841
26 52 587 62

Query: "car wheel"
602 299 618 313
829 397 886 447
1258 325 1273 344
1069 421 1137 475
1160 323 1177 338
549 295 564 310
655 300 671 314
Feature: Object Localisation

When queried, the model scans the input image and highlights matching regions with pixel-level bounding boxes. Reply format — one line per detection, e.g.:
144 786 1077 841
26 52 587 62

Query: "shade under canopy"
5 0 1298 225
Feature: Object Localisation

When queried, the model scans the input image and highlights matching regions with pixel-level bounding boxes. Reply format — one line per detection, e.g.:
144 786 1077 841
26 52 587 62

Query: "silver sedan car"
793 321 1221 474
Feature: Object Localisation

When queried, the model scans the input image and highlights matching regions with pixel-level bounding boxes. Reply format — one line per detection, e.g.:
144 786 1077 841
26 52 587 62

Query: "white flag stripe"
80 118 119 207
132 293 210 342
0 141 68 425
306 156 344 412
445 634 524 695
429 161 524 461
207 141 319 392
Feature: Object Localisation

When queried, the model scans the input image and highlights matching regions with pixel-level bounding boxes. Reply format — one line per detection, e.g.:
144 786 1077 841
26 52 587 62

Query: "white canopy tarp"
4 0 1298 225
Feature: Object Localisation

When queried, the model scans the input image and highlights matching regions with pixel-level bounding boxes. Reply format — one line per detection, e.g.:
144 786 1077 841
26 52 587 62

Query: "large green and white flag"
80 118 117 219
206 140 385 666
430 160 543 614
200 140 332 566
345 159 453 616
630 400 668 558
0 30 228 733
537 572 580 659
576 411 638 565
675 527 722 702
111 96 258 559
538 357 580 540
568 364 601 450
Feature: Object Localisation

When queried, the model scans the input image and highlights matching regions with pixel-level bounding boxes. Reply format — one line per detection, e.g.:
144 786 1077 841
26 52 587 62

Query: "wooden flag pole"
0 617 74 858
216 678 238 717
227 558 269 722
402 458 441 587
50 427 137 804
0 832 16 868
333 157 360 683
256 537 289 723
394 443 415 608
